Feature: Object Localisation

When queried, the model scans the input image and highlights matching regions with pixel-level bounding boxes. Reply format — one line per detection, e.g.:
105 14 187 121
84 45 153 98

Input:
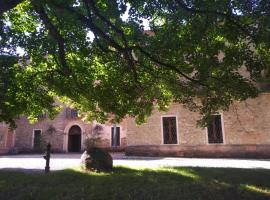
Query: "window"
70 109 78 118
37 113 46 119
162 116 178 144
207 115 224 144
66 108 78 118
111 127 120 147
33 130 42 149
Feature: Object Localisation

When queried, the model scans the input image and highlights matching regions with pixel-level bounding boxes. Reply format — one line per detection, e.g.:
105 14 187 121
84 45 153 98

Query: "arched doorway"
68 125 82 152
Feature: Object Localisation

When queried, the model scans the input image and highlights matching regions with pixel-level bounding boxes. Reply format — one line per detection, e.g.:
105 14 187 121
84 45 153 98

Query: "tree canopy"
0 0 270 127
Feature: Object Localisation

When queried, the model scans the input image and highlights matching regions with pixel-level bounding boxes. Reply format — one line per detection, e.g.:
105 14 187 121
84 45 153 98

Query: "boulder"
81 147 113 172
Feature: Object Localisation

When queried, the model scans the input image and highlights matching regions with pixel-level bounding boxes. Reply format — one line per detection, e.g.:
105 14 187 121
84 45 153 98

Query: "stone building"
1 106 127 153
125 93 270 158
0 123 15 154
1 94 270 158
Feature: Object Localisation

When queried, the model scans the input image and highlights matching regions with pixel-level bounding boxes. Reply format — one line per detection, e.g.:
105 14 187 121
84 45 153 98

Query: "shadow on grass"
0 167 269 200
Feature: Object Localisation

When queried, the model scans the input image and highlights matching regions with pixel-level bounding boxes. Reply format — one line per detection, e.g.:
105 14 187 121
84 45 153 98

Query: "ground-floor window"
207 115 224 144
162 116 178 144
33 129 42 150
111 127 120 147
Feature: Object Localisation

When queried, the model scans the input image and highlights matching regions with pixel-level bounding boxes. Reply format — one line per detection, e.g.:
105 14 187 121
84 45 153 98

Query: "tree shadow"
169 167 270 199
0 167 269 200
0 168 43 173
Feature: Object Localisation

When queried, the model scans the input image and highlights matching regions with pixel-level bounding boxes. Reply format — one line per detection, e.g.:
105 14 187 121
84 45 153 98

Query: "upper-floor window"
71 109 78 118
66 108 78 118
162 116 178 144
37 113 46 120
207 115 224 144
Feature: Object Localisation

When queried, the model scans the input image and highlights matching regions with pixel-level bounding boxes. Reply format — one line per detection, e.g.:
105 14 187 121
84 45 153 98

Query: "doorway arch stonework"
63 122 85 152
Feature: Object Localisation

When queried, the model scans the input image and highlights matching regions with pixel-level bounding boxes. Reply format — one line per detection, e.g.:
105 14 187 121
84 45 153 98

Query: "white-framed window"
111 127 120 147
161 116 178 144
207 114 224 144
32 129 42 149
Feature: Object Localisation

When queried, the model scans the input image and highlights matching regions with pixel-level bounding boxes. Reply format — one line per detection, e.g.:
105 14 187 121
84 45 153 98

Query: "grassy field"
0 166 269 200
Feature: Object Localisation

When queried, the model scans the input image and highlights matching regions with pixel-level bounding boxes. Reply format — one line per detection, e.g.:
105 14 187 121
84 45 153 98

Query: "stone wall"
0 123 7 149
125 145 270 158
126 104 206 146
0 123 15 154
223 94 270 144
126 93 270 157
3 93 270 157
14 107 78 152
13 106 127 153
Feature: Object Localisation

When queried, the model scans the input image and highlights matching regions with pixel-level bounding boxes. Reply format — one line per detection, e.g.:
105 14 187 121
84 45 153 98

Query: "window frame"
206 113 225 145
66 108 79 118
70 109 78 118
111 126 121 147
37 113 46 120
161 115 179 145
32 129 42 149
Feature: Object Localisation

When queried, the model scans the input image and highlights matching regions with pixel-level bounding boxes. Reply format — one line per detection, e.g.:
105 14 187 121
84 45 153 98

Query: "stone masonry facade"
0 123 15 154
125 93 270 158
1 105 127 154
1 94 270 157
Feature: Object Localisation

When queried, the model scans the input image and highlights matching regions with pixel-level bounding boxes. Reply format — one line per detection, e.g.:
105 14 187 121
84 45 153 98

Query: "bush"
81 136 113 172
81 148 113 172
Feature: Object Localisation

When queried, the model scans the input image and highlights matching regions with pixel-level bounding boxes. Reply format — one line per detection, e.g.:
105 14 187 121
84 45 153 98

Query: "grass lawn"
0 166 269 200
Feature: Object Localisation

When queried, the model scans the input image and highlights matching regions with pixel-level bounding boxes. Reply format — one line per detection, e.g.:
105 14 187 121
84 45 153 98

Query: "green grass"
0 167 270 200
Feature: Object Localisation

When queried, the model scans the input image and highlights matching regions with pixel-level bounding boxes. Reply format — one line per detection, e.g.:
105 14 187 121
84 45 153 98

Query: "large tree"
0 0 270 126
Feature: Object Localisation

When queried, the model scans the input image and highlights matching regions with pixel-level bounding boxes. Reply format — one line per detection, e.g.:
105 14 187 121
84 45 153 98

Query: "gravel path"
1 153 270 172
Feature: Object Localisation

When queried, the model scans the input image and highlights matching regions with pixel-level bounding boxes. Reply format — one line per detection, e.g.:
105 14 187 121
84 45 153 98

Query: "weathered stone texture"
0 123 14 154
126 93 270 157
127 104 206 146
2 93 270 157
13 107 127 153
125 144 270 158
14 109 70 152
224 93 270 144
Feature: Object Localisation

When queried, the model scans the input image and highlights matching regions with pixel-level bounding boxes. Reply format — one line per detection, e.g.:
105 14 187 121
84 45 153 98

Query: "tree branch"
175 0 256 41
175 0 232 18
50 2 142 87
84 0 142 86
44 1 208 87
33 3 71 76
85 0 128 48
133 45 208 87
80 1 209 87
